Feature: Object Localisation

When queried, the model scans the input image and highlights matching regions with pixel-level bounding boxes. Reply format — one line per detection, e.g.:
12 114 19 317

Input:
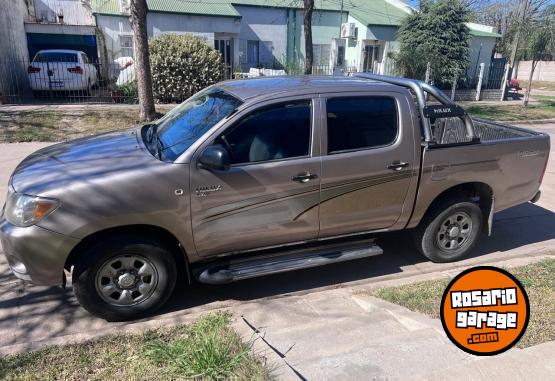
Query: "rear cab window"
326 96 398 153
33 52 78 63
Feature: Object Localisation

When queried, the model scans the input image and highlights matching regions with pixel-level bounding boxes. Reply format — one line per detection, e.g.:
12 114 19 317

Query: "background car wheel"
414 199 482 263
72 236 177 321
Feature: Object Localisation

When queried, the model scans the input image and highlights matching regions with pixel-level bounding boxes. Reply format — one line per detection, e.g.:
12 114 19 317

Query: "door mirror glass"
198 145 231 171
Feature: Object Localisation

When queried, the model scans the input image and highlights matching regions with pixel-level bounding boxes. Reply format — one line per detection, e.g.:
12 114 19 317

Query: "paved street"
0 123 554 378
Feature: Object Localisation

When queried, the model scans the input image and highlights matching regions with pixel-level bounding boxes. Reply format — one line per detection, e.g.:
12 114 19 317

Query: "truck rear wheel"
72 236 177 321
414 199 482 263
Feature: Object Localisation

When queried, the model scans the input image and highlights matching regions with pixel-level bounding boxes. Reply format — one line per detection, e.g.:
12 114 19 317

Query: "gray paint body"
0 76 550 286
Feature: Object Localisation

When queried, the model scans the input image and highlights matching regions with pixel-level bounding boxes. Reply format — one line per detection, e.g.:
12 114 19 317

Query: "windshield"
152 87 242 161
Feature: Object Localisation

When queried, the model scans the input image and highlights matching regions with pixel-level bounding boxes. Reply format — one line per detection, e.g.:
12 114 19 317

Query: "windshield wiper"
155 133 165 160
145 123 157 143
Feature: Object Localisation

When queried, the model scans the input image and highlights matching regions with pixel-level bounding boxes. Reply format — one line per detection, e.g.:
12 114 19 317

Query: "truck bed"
432 117 539 145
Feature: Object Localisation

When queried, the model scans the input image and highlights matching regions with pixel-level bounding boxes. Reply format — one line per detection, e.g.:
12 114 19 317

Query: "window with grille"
120 35 134 58
246 40 260 66
313 44 331 66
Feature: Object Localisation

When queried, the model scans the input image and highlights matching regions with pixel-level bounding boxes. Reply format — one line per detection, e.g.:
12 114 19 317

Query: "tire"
414 199 482 263
72 236 177 321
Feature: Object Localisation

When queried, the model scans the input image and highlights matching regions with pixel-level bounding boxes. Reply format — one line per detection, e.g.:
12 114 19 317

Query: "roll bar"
354 73 478 143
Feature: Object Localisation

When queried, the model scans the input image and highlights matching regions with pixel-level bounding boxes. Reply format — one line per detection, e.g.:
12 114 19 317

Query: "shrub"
149 34 224 102
112 80 138 104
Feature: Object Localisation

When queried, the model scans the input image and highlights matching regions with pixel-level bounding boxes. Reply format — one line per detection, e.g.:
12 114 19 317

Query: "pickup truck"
0 74 550 321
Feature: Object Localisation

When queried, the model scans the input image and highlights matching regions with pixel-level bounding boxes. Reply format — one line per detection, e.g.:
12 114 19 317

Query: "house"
24 0 99 61
92 0 501 81
92 0 349 77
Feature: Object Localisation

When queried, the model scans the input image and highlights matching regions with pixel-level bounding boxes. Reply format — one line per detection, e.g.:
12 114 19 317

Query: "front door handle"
387 162 409 171
292 172 318 183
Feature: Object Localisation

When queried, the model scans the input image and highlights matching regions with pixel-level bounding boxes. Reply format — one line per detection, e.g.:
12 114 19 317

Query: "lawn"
0 105 176 143
0 109 143 143
466 95 555 121
0 312 269 381
370 258 555 349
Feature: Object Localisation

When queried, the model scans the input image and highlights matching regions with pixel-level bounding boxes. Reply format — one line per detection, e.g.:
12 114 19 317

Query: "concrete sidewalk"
232 283 554 380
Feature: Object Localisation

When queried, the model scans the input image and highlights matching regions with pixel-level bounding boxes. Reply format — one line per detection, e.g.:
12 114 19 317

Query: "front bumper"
0 216 80 286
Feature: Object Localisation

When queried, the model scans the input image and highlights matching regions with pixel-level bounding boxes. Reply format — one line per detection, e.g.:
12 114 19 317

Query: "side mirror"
198 144 231 171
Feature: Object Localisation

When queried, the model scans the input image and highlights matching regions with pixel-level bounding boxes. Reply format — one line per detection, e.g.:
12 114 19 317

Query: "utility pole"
303 0 314 74
338 0 344 38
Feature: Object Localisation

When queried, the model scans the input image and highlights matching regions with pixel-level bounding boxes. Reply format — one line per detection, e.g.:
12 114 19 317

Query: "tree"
396 0 471 86
303 0 314 74
522 8 554 106
130 0 156 121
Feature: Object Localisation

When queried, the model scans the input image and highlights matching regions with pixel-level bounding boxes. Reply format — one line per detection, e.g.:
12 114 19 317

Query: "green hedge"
149 34 224 102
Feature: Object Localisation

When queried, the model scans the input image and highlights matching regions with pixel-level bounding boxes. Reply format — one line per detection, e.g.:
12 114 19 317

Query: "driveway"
0 123 554 370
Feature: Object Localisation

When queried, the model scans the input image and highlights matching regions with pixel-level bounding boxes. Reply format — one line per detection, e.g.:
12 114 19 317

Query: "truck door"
319 92 417 238
190 98 322 257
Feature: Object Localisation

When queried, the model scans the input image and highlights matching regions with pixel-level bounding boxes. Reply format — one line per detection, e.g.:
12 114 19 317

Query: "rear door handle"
387 162 409 171
292 172 318 183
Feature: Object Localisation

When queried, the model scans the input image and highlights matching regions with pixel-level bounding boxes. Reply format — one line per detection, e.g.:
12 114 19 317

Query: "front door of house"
215 39 232 79
363 44 381 72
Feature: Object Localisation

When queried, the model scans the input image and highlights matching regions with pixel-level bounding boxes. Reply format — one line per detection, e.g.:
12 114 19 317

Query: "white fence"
515 61 555 82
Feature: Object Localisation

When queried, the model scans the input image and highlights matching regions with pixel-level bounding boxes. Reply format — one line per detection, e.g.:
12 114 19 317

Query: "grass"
519 80 555 92
467 95 555 121
0 109 142 143
0 312 270 381
370 258 555 349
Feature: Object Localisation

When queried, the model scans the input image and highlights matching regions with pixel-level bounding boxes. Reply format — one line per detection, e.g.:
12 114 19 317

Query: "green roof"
148 0 240 17
347 0 410 26
91 0 500 38
92 0 240 17
91 0 120 15
469 28 502 38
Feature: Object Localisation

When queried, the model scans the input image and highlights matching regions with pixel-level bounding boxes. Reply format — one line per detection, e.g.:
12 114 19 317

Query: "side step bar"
196 239 383 285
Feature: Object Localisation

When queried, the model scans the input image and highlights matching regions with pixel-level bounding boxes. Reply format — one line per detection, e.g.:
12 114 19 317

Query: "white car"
28 50 98 93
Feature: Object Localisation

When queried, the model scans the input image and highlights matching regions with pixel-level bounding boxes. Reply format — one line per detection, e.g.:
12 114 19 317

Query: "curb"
509 119 555 126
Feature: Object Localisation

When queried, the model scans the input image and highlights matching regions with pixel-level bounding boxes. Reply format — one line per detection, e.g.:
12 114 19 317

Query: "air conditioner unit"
341 23 356 39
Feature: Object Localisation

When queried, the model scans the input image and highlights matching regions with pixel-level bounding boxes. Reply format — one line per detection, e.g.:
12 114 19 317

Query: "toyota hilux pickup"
0 74 550 321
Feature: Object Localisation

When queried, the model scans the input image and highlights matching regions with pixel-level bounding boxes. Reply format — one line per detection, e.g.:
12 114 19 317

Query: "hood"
10 128 156 195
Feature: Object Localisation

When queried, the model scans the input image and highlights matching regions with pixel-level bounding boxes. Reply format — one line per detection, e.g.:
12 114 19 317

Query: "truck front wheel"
72 236 177 321
414 199 482 263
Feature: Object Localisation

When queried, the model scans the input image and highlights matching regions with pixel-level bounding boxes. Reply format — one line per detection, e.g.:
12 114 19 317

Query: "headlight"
4 192 60 227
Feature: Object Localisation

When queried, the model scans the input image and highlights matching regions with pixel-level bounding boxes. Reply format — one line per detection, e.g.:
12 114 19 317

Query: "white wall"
516 61 555 82
147 12 240 37
234 5 287 68
344 14 368 70
97 12 240 62
344 15 399 72
468 36 496 81
95 14 132 62
290 9 346 67
34 0 93 25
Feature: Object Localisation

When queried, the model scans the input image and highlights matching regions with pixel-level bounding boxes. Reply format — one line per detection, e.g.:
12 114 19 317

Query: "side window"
326 97 397 153
217 100 311 165
82 54 89 64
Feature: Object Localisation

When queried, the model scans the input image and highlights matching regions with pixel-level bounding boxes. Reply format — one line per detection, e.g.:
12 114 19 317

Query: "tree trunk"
130 0 156 121
523 60 537 107
303 0 314 75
